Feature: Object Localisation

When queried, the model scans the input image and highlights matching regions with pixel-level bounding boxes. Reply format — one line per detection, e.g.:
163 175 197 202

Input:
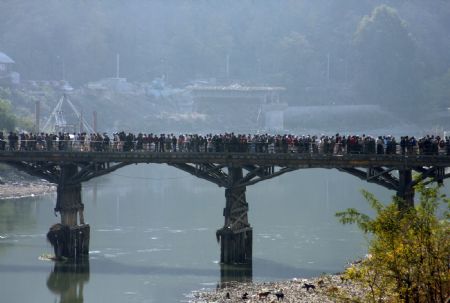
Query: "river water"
0 164 400 302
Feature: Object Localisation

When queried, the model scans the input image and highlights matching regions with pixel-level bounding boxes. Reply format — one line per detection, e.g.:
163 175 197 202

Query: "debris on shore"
0 180 55 200
187 274 366 303
0 165 56 200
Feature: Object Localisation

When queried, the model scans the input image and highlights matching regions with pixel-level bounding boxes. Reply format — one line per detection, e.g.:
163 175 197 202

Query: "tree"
336 183 450 303
275 32 320 104
0 98 16 130
352 5 422 110
423 68 450 111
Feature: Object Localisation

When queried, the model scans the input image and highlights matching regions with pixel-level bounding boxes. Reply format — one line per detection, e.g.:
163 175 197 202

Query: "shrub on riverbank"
336 183 450 303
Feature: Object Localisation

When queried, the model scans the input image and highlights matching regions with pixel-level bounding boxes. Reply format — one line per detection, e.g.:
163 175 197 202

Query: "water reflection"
0 198 37 235
46 259 89 303
219 263 252 288
0 165 411 303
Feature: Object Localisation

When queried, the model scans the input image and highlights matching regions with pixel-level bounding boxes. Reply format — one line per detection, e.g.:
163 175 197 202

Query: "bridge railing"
0 139 448 156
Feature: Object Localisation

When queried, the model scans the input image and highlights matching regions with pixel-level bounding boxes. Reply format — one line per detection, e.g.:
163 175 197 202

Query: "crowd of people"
1 131 450 156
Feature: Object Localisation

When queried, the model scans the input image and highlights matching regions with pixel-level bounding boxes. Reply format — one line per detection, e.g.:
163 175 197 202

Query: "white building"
0 52 19 85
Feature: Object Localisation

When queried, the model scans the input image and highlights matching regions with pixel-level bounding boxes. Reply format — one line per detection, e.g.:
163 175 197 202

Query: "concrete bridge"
1 149 449 264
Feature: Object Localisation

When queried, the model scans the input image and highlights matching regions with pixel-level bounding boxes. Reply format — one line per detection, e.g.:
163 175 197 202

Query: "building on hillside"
186 83 286 131
0 51 19 85
86 77 135 94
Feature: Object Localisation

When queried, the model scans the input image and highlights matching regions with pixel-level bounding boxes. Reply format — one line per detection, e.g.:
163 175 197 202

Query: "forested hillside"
1 1 450 116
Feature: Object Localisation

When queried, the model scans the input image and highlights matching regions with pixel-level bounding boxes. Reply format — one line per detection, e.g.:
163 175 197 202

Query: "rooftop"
186 83 285 92
0 52 14 64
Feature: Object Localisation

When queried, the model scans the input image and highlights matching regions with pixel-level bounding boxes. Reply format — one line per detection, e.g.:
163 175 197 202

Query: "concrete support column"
48 164 90 260
397 169 414 210
216 167 252 265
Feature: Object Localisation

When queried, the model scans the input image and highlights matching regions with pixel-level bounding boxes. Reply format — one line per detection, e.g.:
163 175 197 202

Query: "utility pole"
327 53 330 85
35 100 40 134
93 111 97 133
116 53 120 78
79 111 84 133
62 58 66 81
226 54 230 81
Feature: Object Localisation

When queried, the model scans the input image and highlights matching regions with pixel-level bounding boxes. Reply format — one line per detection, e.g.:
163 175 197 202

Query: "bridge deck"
2 150 447 263
1 151 450 168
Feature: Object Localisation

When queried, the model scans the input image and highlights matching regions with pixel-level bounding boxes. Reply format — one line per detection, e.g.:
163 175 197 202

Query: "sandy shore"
187 274 366 303
0 181 55 200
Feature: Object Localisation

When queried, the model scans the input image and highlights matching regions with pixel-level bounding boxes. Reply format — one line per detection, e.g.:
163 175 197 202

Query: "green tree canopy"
424 68 450 111
275 32 320 103
353 5 422 109
0 1 450 111
0 98 16 131
336 183 450 302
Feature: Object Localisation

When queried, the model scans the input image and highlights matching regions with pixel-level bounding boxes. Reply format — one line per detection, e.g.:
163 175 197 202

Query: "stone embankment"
187 274 365 303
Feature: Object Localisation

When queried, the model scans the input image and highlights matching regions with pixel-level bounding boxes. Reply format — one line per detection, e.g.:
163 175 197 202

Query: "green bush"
0 98 16 131
336 183 450 303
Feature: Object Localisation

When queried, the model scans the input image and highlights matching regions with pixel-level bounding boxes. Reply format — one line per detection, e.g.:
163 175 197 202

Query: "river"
0 164 405 302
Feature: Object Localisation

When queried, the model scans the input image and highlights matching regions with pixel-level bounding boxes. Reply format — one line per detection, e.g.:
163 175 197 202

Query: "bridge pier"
396 169 414 210
219 263 252 288
217 167 252 265
48 164 90 260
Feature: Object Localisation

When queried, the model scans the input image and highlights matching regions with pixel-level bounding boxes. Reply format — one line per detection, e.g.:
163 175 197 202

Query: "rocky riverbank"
187 274 366 303
0 180 55 200
0 165 56 200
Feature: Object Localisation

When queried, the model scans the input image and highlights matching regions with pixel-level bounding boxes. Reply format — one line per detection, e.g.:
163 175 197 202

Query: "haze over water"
0 1 449 302
0 164 406 302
